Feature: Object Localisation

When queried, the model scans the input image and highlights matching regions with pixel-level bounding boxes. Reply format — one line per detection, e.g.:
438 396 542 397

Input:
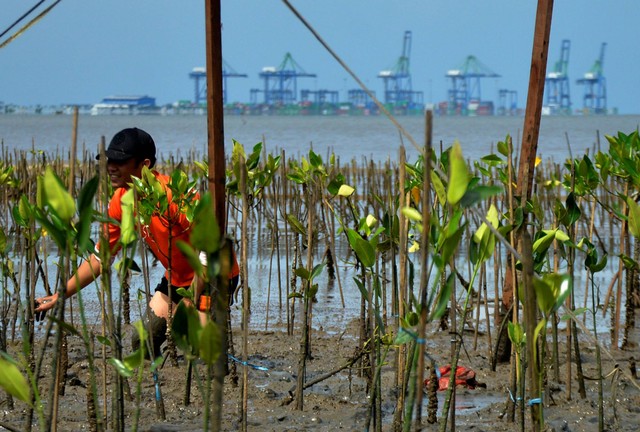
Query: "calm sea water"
2 114 640 163
5 113 637 337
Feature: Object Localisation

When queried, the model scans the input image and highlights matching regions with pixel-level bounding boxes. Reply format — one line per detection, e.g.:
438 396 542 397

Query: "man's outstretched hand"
34 293 58 322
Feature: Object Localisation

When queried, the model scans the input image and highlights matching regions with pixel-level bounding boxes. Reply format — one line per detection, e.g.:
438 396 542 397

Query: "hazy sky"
1 1 638 114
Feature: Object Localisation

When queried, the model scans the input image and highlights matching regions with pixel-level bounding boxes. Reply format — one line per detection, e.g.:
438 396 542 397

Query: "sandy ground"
1 313 640 432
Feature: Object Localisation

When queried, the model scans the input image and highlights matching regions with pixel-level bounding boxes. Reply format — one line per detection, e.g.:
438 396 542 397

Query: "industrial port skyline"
1 1 638 115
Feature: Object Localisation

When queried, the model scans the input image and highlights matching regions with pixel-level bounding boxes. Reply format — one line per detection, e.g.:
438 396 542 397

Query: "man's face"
106 158 144 189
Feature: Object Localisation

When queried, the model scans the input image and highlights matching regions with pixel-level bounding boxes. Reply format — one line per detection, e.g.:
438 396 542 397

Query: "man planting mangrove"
34 127 239 357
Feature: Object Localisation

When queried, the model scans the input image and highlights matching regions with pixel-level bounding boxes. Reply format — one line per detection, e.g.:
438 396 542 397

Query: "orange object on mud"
424 365 486 392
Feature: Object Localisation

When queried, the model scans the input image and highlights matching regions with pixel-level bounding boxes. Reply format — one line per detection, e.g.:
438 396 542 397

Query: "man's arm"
35 254 103 314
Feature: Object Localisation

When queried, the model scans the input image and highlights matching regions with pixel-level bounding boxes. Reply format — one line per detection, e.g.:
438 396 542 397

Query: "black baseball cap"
98 127 156 166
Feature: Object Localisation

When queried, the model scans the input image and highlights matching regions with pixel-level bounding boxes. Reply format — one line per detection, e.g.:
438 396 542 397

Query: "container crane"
445 55 500 115
543 39 571 115
189 60 247 105
377 31 424 113
576 42 607 114
498 89 518 116
251 53 316 106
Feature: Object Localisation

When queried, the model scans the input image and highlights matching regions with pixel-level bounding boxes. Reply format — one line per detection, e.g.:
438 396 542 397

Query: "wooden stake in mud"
204 1 228 430
517 0 554 224
497 0 555 360
514 2 554 430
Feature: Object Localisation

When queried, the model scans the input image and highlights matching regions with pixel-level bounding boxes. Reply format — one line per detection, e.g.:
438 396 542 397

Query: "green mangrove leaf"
295 267 311 281
246 142 263 170
337 184 355 197
585 250 608 273
430 272 453 321
96 335 111 347
472 204 499 264
286 214 306 236
77 176 99 215
626 196 640 239
123 349 144 371
353 277 368 301
171 302 200 355
561 307 588 321
310 263 326 281
176 240 204 278
309 150 323 168
394 329 414 345
107 358 134 378
554 229 570 243
619 253 640 271
497 138 511 157
194 160 208 175
440 214 465 265
459 185 503 208
548 274 571 313
42 167 76 224
200 319 222 366
117 257 141 274
33 206 66 251
327 173 346 196
288 292 303 299
480 154 505 166
36 175 44 209
401 206 422 222
532 229 556 254
0 226 6 254
532 318 547 361
430 170 446 205
507 322 525 348
133 320 147 348
0 357 31 404
533 277 554 317
119 189 137 246
175 287 193 301
347 228 375 268
447 141 469 206
564 193 581 226
308 283 319 300
405 311 419 327
190 193 220 254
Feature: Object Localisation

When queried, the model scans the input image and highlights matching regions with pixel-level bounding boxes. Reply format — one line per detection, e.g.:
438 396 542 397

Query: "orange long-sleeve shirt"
98 170 239 287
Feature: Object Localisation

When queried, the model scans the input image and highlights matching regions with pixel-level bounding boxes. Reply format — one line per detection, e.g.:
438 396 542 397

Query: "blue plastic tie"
153 371 162 401
400 327 425 344
508 388 522 404
508 389 541 407
228 354 269 371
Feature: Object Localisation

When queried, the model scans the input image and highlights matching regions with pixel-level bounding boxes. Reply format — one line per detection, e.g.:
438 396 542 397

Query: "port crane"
377 31 424 112
446 55 500 115
576 42 607 114
251 53 316 105
498 89 518 116
189 60 247 105
544 39 572 114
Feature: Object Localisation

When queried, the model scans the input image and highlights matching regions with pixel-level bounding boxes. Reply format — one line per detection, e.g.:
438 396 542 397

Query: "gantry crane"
189 60 247 105
544 39 572 114
498 89 518 116
377 31 424 113
251 53 316 106
576 42 607 114
446 55 500 115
